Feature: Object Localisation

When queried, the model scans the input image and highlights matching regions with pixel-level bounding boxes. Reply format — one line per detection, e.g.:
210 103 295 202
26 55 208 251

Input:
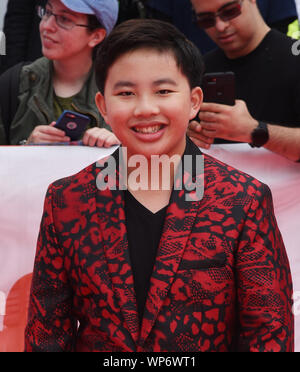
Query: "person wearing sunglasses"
188 0 300 162
144 0 298 56
0 0 120 147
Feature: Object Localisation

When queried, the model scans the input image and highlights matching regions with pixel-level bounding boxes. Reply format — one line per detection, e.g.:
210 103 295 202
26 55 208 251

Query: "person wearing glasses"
0 0 120 147
145 0 298 55
188 0 300 162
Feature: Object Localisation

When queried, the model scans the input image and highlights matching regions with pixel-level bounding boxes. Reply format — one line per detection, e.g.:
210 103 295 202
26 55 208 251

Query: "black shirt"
124 190 168 325
204 29 300 128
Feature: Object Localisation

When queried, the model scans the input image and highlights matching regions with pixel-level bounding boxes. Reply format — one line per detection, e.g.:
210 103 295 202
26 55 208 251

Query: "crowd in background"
1 0 300 73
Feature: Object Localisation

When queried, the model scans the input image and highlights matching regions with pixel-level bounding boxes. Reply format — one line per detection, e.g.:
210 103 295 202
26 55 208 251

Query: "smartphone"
54 110 91 141
202 72 236 106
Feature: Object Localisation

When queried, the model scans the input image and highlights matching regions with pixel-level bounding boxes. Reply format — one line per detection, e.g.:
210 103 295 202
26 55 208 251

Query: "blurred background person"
188 0 300 162
145 0 298 54
0 0 45 74
0 0 148 74
0 0 120 146
1 0 298 72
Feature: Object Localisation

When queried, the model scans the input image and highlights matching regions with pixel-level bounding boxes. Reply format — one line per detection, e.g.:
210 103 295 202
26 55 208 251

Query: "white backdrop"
0 143 299 351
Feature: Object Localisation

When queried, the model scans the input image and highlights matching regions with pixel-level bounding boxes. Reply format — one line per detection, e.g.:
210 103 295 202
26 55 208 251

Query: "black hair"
86 15 106 60
95 19 204 93
87 14 105 32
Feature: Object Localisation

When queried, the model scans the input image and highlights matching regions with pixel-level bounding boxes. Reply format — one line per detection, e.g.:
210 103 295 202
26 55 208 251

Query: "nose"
214 16 230 33
40 13 57 32
134 95 160 118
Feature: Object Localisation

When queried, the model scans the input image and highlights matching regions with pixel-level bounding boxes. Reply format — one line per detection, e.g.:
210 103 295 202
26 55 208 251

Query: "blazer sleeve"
24 184 77 352
236 183 294 352
2 0 34 70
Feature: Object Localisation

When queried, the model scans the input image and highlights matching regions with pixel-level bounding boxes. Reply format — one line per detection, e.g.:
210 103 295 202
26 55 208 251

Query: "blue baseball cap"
61 0 119 35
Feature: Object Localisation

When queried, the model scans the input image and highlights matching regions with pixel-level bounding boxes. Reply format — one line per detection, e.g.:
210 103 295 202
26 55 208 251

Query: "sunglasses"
195 0 243 29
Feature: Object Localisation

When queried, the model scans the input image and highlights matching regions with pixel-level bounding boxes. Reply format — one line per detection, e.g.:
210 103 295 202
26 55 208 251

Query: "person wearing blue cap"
0 0 120 147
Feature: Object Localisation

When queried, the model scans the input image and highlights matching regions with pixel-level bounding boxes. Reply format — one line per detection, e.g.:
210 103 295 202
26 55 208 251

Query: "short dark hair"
95 19 204 94
87 15 105 32
87 15 105 60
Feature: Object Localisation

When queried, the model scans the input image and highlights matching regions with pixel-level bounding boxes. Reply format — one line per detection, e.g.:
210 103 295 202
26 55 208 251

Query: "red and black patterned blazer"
25 139 294 352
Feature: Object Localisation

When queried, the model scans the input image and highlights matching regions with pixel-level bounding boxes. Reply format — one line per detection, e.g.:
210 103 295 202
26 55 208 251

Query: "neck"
226 22 270 59
52 53 93 97
53 55 92 82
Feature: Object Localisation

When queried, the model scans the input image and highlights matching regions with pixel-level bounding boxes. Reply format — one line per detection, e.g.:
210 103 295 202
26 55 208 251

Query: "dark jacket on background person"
204 30 300 129
0 0 46 74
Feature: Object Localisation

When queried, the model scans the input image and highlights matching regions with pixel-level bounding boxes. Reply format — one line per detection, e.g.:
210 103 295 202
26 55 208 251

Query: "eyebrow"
113 81 135 90
113 78 178 90
153 79 178 86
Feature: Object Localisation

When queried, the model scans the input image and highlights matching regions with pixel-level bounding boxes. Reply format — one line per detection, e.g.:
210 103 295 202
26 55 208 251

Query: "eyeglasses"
37 6 89 30
195 0 243 29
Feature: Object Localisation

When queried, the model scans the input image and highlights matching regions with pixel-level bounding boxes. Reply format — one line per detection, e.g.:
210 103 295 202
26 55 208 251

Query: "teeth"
134 125 162 134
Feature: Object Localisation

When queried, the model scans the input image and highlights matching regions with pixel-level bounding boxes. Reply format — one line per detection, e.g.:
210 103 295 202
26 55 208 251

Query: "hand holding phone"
202 72 236 106
54 110 91 141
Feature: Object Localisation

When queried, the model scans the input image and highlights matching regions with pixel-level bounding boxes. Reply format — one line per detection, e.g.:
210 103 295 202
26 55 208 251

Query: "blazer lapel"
95 148 140 346
139 138 204 346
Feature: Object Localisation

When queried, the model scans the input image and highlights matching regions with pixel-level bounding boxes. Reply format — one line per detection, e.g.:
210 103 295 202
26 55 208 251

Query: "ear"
95 92 109 124
189 87 203 120
88 28 106 48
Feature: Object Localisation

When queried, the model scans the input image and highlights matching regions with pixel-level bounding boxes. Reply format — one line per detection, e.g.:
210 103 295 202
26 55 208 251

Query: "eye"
45 8 52 17
157 89 173 95
117 91 134 97
57 15 73 25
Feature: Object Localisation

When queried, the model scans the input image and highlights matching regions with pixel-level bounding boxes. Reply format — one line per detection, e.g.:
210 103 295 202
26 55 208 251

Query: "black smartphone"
202 72 236 106
54 110 91 141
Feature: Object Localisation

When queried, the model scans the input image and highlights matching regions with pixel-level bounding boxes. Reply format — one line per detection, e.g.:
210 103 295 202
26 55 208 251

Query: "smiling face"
40 0 105 61
95 49 203 160
191 0 262 58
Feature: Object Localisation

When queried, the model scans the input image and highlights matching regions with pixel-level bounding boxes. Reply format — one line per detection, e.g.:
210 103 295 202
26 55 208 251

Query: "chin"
42 49 56 60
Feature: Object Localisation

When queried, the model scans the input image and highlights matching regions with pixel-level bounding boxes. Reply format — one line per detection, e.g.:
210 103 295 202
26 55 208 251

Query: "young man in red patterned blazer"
25 19 294 352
